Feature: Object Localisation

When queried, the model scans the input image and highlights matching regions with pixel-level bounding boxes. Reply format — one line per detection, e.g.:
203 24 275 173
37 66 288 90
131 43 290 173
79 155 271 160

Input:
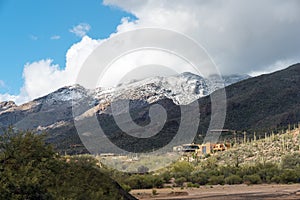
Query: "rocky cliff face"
0 101 17 112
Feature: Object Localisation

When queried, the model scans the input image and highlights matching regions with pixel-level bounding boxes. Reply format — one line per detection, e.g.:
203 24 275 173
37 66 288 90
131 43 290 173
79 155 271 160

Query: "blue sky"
0 0 133 95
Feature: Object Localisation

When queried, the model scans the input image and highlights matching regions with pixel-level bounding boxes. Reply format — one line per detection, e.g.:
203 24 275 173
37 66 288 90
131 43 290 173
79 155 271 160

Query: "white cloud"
0 80 26 104
249 58 298 77
0 36 101 104
0 93 19 103
69 23 91 37
104 0 300 75
50 35 61 40
21 59 64 100
14 36 100 104
0 81 22 103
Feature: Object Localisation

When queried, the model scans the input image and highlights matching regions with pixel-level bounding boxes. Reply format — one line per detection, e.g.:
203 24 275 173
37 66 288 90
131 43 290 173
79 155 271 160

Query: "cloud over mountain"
104 0 300 75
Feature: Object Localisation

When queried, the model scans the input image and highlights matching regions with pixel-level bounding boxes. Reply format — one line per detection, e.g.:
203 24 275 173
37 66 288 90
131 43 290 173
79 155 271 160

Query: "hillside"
198 63 300 137
107 127 300 196
215 127 300 166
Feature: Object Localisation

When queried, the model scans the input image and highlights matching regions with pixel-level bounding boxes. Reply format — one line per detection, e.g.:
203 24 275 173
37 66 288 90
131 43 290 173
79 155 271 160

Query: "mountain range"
0 72 249 130
0 64 299 154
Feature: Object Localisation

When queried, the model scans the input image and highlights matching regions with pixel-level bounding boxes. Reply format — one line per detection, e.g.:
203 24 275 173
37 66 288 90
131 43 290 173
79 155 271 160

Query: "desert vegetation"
110 127 300 190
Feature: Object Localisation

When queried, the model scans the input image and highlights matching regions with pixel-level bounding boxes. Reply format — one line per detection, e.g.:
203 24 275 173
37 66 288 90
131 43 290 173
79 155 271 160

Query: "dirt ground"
131 184 300 200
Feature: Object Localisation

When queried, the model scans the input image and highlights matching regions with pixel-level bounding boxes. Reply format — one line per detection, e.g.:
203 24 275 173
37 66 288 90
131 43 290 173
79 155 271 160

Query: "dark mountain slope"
198 63 300 134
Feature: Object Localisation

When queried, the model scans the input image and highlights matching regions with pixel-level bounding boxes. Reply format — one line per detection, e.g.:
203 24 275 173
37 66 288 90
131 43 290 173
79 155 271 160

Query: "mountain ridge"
0 72 249 131
0 72 250 108
2 65 299 154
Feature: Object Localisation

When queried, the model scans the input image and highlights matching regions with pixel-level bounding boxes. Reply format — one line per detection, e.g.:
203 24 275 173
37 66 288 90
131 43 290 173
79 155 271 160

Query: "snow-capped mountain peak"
92 72 250 105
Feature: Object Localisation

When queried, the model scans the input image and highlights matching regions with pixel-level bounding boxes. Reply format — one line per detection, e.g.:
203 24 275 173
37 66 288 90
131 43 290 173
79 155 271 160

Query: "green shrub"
193 183 200 188
224 174 242 185
152 189 157 195
257 162 279 182
171 161 193 179
187 182 193 187
160 171 172 183
271 175 281 183
219 166 238 177
237 164 260 177
201 157 218 170
279 169 299 183
191 172 208 185
120 183 131 192
187 182 200 188
281 153 300 169
152 176 164 188
175 177 187 186
124 174 164 189
243 174 262 184
208 175 224 185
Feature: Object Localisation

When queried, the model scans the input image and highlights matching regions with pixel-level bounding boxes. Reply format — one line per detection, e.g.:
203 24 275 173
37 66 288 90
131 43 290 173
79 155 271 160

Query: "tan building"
199 142 213 155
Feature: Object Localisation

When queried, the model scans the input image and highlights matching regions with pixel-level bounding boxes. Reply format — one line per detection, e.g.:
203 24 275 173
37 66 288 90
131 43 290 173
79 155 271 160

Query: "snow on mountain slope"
0 72 250 118
0 72 249 133
105 72 250 105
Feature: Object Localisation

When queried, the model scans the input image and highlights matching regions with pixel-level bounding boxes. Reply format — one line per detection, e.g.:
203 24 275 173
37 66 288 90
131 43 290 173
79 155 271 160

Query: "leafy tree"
0 128 56 200
0 128 136 200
